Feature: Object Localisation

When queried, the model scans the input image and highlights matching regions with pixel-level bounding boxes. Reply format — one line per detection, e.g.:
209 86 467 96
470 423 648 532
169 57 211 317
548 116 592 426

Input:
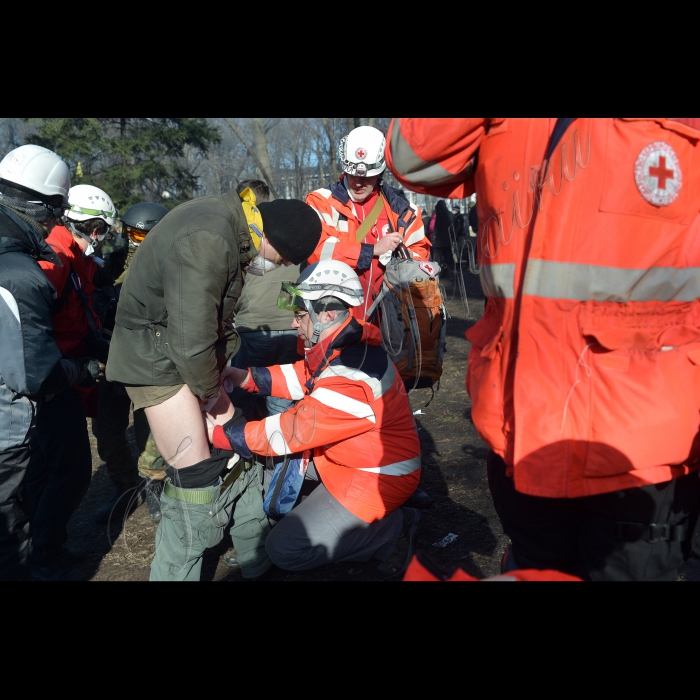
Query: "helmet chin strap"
308 307 350 345
66 220 96 255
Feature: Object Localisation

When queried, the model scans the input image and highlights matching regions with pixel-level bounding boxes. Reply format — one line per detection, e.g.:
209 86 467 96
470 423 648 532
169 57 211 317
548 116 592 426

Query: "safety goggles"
124 224 147 244
342 160 383 177
29 201 68 219
277 282 306 312
68 203 118 221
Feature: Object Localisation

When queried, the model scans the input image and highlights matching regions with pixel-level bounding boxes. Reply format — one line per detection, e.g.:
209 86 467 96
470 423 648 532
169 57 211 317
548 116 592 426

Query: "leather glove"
75 357 101 388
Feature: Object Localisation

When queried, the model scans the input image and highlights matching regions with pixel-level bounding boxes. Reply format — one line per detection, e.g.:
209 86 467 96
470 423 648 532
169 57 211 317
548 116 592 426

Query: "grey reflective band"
480 263 516 299
388 120 470 186
523 260 700 302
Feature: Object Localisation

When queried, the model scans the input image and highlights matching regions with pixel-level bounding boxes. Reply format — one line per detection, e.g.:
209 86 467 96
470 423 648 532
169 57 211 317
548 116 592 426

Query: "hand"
221 366 250 391
75 358 101 388
373 233 403 257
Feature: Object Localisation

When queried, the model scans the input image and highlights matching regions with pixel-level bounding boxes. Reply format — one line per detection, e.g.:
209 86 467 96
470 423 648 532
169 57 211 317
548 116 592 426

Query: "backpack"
368 246 447 391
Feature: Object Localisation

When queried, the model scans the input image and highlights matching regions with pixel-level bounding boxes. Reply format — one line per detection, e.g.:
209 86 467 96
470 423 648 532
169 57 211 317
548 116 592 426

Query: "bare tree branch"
223 117 280 199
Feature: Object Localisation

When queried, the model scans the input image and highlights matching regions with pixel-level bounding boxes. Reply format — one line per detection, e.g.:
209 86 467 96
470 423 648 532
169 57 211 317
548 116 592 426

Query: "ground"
65 265 700 582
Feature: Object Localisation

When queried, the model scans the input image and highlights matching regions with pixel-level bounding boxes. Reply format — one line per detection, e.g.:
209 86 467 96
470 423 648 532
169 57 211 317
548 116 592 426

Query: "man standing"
106 193 322 580
386 117 700 580
306 125 430 323
0 145 99 580
26 184 115 579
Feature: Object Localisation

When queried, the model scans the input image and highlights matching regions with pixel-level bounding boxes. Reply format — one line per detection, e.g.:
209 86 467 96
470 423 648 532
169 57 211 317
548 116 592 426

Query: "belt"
614 521 689 543
163 456 250 504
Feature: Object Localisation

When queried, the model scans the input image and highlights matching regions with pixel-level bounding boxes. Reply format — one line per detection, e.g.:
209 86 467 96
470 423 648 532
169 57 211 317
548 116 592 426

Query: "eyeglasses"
293 312 308 321
68 203 118 220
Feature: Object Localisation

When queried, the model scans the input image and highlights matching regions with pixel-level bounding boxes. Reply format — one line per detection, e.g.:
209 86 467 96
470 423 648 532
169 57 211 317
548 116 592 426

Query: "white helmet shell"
296 260 364 307
0 144 70 206
67 184 117 227
339 125 386 178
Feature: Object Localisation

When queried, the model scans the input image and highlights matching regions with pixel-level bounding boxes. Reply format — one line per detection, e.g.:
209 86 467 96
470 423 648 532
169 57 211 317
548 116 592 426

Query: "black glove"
85 328 111 364
75 357 101 388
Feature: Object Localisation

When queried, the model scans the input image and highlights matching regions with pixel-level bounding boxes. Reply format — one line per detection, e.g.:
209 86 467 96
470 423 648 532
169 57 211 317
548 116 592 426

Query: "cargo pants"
150 460 272 581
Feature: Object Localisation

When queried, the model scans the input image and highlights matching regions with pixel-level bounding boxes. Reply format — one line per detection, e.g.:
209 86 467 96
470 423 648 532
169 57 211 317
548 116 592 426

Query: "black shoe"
143 480 162 523
404 487 433 509
377 507 421 580
95 483 142 525
31 563 83 581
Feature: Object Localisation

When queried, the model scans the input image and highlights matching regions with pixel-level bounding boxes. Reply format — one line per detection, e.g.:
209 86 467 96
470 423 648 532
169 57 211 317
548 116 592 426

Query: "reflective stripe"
316 188 332 200
404 225 425 247
523 260 700 302
280 364 304 400
319 360 395 400
320 211 334 226
0 287 20 323
481 263 515 299
264 413 291 456
319 237 339 261
389 122 462 186
337 219 349 233
358 455 421 476
310 387 376 423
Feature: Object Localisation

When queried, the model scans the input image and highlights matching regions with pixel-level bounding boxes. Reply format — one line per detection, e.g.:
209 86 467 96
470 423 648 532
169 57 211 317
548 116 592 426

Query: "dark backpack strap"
546 118 576 162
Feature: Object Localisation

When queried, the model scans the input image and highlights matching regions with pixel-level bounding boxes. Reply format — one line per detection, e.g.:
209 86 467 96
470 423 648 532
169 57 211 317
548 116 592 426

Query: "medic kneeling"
212 260 422 579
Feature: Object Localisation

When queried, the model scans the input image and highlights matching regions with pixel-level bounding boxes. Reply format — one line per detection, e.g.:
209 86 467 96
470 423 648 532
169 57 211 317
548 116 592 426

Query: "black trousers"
25 389 92 565
487 451 700 581
0 444 31 580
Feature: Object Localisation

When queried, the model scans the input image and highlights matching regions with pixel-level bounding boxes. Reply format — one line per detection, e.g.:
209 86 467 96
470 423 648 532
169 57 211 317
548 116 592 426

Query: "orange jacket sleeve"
385 118 490 199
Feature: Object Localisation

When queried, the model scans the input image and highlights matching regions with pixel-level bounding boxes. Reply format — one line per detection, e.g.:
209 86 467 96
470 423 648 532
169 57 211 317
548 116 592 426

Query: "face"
346 174 380 202
40 217 57 238
292 309 334 349
260 234 292 266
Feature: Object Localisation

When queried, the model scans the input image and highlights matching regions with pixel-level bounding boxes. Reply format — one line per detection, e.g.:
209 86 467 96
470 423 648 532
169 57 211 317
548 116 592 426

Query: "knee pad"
165 447 234 489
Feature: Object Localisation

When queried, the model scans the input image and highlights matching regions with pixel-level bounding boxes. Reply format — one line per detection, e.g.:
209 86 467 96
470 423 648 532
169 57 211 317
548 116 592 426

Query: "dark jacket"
0 205 63 451
432 200 453 248
106 190 254 400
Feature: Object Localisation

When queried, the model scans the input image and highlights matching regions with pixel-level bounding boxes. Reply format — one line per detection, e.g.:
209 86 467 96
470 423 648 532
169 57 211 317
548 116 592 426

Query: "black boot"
143 480 162 523
95 481 143 525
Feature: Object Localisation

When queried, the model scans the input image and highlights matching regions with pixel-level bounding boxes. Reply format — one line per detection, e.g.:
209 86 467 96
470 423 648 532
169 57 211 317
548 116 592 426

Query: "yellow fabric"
239 187 263 253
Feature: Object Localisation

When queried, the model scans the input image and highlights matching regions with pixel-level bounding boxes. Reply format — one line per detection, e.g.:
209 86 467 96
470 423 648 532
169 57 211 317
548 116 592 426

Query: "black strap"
49 245 98 332
546 118 576 162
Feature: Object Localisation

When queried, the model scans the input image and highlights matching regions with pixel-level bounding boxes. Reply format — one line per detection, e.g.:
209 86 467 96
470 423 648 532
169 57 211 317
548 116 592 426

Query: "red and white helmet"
338 126 386 178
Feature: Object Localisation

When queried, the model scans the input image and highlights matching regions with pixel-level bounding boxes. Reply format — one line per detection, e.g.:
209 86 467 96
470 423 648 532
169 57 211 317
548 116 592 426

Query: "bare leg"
144 385 212 469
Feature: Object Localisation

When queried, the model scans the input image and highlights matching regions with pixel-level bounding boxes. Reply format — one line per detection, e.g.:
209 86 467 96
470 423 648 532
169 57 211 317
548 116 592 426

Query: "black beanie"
258 199 322 265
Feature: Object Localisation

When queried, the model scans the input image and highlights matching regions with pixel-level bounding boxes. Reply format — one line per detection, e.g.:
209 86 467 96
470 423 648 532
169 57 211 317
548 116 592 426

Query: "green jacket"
234 262 300 333
106 190 254 399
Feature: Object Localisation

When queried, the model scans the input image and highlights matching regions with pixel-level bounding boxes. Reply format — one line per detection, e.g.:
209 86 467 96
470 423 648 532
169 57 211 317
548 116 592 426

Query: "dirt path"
66 264 699 582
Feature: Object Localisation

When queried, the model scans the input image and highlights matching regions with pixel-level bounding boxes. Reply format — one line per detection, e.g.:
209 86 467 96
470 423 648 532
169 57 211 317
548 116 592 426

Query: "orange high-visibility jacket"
386 118 700 498
215 318 421 521
306 177 430 268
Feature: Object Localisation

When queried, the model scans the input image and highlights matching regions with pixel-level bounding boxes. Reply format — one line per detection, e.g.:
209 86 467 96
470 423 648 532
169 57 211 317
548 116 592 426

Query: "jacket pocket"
599 118 698 225
580 302 700 476
465 312 506 451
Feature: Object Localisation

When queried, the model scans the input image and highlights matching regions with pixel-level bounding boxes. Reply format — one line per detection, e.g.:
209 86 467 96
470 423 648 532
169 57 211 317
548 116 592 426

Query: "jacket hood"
0 204 62 266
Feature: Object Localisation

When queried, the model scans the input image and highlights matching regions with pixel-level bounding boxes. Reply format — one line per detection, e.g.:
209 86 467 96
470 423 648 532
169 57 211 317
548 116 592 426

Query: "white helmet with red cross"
338 125 386 178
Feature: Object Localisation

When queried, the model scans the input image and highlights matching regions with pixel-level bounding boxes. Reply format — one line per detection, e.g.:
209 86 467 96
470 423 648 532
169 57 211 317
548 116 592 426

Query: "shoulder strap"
355 194 385 243
546 118 576 161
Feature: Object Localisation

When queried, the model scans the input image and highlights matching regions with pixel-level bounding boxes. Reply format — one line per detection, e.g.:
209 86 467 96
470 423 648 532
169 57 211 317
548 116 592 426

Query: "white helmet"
66 184 118 227
295 260 364 307
278 260 363 344
338 126 386 178
0 144 70 207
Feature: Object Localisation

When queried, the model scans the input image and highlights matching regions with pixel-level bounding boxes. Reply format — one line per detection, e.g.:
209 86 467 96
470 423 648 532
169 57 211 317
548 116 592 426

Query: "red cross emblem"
634 141 682 206
355 147 367 160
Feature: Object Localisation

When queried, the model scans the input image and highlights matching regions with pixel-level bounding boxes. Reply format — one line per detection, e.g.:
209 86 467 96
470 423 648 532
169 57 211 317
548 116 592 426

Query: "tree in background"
23 118 220 210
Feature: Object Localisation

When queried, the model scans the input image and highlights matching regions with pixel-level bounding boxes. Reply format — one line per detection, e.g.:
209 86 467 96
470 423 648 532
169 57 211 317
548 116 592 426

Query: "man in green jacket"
106 191 321 580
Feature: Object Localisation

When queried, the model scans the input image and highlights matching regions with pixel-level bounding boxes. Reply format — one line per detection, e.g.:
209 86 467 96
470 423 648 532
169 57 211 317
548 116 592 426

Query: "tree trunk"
322 118 339 183
224 118 280 199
